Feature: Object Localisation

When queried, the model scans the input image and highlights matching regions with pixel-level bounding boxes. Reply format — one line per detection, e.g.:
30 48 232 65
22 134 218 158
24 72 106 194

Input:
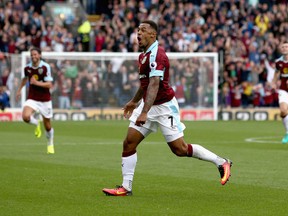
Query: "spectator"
77 19 91 52
72 77 83 109
173 75 187 108
0 0 287 109
0 85 10 111
57 73 72 109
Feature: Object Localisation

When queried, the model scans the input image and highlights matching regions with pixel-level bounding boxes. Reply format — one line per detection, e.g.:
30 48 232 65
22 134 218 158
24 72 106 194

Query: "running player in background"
271 42 288 144
102 20 232 196
16 47 55 154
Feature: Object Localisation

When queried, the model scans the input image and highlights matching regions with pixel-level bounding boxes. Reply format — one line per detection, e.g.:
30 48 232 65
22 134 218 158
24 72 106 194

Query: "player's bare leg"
22 106 41 138
102 127 144 196
280 102 288 144
168 137 232 185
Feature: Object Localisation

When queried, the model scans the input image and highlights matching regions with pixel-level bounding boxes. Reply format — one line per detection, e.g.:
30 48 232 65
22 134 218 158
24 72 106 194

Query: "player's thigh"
124 124 150 150
22 105 35 119
278 90 288 107
39 101 53 119
278 90 288 115
280 102 288 110
157 113 185 143
22 99 38 117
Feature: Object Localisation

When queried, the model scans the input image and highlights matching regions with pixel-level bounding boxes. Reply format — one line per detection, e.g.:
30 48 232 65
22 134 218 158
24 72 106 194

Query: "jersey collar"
144 40 158 54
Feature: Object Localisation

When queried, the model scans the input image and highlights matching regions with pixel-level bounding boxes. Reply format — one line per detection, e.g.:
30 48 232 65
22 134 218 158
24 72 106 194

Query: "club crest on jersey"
27 70 31 73
141 56 147 64
150 61 157 69
38 68 43 74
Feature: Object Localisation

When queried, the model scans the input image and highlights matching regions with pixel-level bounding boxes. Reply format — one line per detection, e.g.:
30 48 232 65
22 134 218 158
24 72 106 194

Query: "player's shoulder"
157 45 166 53
275 56 284 63
156 46 168 58
24 62 32 70
39 60 51 70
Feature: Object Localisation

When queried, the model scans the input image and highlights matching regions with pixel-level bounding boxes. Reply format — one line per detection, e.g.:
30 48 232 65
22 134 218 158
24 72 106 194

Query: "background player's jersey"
138 40 175 105
24 60 53 102
276 56 288 92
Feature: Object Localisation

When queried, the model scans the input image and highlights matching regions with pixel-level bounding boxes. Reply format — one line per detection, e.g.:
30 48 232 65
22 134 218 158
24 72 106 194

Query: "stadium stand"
0 0 287 108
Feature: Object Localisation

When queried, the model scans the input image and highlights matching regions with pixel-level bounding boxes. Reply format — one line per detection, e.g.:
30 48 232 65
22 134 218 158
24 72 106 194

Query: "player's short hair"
141 20 158 33
30 47 41 55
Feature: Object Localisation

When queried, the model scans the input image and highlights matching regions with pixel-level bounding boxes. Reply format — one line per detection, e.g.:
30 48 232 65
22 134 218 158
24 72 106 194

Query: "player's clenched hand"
123 101 137 118
30 76 38 85
135 113 147 126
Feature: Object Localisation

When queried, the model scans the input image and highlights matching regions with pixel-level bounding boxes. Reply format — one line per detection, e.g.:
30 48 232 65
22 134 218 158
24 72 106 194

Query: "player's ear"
150 30 156 38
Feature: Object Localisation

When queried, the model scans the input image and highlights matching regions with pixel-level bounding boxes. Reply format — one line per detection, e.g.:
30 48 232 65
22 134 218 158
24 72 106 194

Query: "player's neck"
32 60 40 67
144 40 156 53
283 54 288 61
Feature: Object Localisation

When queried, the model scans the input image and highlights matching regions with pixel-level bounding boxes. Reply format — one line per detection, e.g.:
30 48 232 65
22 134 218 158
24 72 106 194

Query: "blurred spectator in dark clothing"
0 85 10 111
82 81 96 107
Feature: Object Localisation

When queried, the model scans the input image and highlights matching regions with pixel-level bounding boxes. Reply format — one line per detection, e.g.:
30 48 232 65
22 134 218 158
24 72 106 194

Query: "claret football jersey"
276 56 288 92
138 40 175 105
24 60 53 102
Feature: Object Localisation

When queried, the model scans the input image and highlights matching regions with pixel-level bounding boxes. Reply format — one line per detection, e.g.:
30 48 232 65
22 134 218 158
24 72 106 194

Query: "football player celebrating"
271 41 288 143
102 20 232 196
16 47 55 154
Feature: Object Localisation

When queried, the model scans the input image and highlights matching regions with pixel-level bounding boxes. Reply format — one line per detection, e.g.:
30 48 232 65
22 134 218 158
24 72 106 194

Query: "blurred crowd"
0 0 287 110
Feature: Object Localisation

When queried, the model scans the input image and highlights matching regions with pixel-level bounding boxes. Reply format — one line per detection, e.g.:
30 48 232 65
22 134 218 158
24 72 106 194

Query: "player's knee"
122 139 137 157
22 114 30 123
123 139 137 151
280 110 288 118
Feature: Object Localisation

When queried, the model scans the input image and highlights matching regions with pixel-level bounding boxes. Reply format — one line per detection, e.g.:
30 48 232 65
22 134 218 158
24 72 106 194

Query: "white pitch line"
0 141 164 146
3 138 280 146
245 136 281 144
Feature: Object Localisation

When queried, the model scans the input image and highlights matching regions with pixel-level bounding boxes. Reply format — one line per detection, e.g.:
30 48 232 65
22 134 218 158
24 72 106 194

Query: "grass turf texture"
0 120 287 216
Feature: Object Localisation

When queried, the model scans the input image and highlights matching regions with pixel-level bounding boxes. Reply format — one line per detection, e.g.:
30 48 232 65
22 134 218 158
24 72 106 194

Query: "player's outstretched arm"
16 77 28 102
270 70 280 89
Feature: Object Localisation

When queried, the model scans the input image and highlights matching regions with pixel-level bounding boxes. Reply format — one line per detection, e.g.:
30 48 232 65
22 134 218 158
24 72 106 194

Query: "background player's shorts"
129 97 186 142
278 90 288 104
24 99 53 119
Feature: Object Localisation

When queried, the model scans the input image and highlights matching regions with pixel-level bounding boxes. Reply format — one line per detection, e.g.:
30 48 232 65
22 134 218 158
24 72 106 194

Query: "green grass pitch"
0 120 287 216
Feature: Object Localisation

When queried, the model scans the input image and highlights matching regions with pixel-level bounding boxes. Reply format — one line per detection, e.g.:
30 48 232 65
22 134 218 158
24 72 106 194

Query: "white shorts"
278 90 288 104
129 97 186 142
24 99 53 119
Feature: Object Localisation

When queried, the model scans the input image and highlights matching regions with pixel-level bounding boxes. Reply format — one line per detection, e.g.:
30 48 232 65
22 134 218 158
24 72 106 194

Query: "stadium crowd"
0 0 287 109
